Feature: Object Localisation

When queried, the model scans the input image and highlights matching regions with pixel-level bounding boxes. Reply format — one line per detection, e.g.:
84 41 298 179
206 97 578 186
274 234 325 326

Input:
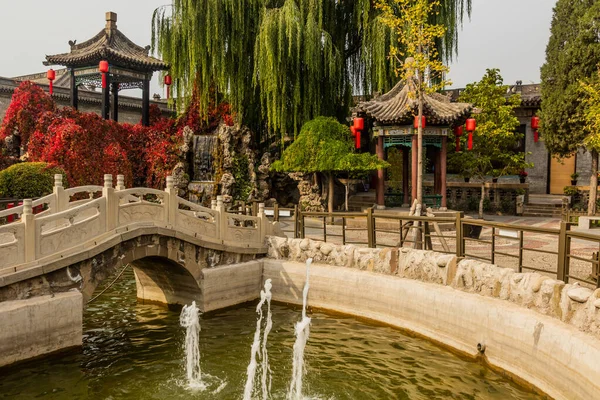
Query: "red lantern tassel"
534 130 539 143
167 87 170 100
102 73 107 89
467 132 473 150
355 131 361 149
456 137 461 152
49 81 53 95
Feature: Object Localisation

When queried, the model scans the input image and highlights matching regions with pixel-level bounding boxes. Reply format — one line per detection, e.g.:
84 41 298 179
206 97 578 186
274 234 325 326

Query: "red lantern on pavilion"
99 60 109 89
413 115 426 130
466 118 476 150
164 75 172 100
531 116 540 143
353 117 364 131
46 69 56 95
454 126 463 152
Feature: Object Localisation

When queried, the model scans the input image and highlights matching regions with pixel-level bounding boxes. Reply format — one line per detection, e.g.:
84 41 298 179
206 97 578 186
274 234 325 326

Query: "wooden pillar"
411 135 418 203
403 146 409 206
101 73 110 120
376 135 385 207
142 78 150 126
70 68 78 110
111 82 119 122
434 146 442 195
441 136 448 209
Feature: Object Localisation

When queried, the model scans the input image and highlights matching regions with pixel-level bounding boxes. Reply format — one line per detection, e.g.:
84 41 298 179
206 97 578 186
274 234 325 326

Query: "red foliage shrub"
0 81 235 189
0 81 55 147
28 111 133 187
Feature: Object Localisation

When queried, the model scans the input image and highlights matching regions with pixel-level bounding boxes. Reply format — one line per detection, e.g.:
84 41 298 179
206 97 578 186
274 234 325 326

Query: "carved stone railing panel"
0 223 25 269
35 198 106 259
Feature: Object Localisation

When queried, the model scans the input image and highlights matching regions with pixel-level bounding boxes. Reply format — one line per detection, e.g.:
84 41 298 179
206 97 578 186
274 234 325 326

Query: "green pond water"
0 268 542 400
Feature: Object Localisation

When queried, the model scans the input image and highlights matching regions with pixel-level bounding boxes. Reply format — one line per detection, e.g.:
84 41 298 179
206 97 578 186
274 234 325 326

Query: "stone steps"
522 203 564 217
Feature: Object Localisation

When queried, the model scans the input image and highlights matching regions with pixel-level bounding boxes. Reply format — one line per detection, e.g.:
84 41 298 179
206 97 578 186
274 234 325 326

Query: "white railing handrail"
0 174 272 273
64 185 103 196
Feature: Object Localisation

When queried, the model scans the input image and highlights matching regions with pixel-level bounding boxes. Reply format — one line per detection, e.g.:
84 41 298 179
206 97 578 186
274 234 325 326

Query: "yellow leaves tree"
580 74 600 215
376 0 450 207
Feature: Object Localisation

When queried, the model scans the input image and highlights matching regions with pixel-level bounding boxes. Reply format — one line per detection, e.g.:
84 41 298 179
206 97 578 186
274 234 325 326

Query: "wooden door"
550 155 576 194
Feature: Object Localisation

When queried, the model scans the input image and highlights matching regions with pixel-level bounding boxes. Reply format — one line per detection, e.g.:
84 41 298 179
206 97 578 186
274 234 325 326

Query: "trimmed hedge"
0 162 68 199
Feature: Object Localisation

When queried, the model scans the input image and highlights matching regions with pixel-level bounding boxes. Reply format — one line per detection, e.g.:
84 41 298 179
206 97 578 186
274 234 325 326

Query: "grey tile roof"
354 78 472 126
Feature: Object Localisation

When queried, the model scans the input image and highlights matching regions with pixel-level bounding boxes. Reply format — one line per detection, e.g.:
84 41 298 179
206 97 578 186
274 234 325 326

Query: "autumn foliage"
0 81 234 189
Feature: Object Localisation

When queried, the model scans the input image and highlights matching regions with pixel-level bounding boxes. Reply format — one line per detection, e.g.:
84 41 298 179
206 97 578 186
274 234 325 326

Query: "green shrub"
0 162 68 199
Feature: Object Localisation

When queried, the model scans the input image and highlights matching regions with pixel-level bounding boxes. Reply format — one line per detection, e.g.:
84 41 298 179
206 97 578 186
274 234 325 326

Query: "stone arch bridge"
0 174 279 366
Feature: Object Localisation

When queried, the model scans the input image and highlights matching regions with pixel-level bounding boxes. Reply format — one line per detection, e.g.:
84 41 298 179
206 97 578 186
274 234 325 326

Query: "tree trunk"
328 172 335 213
345 182 349 211
479 182 485 219
589 149 598 216
417 94 424 209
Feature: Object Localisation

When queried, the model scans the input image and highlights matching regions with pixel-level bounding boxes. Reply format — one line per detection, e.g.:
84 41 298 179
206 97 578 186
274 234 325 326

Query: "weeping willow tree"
152 0 471 146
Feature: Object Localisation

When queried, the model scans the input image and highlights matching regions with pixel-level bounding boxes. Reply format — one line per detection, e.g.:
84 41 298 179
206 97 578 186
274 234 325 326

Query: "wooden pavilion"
44 12 168 126
354 78 472 209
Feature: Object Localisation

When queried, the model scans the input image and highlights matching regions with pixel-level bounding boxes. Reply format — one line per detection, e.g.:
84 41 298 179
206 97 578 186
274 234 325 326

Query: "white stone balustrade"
0 174 273 274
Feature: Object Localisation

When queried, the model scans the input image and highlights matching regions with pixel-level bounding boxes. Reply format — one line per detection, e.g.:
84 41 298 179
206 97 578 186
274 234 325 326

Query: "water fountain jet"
288 258 312 400
243 279 273 400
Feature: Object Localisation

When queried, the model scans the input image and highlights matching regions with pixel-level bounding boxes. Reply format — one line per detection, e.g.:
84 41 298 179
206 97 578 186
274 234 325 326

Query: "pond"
0 268 542 399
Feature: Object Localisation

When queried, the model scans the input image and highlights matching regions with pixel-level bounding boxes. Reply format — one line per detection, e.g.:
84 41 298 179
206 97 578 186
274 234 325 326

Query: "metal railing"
272 205 599 288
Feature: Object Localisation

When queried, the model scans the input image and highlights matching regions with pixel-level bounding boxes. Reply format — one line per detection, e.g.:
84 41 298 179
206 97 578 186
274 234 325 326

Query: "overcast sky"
0 0 555 96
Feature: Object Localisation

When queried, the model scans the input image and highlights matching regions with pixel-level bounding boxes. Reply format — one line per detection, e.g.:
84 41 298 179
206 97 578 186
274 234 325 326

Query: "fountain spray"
180 301 204 389
243 279 273 400
288 258 313 400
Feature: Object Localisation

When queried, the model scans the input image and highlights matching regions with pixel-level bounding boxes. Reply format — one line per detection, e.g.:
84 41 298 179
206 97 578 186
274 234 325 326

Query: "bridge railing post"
115 174 126 191
217 195 225 241
258 203 267 239
165 176 177 227
103 174 117 231
53 174 68 213
23 199 35 263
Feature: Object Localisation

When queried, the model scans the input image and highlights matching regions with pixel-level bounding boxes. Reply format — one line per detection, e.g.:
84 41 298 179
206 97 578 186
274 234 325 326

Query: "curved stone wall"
264 237 600 400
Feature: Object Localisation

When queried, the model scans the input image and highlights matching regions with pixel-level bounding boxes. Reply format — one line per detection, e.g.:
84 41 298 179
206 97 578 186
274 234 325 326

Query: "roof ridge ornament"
105 11 117 32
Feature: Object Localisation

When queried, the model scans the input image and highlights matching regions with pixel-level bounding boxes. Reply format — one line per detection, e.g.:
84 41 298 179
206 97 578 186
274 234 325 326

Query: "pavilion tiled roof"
44 12 168 72
354 78 473 126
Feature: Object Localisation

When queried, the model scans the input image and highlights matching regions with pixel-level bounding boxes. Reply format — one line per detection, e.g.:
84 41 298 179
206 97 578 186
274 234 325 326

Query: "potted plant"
564 186 578 206
518 170 528 183
571 173 579 186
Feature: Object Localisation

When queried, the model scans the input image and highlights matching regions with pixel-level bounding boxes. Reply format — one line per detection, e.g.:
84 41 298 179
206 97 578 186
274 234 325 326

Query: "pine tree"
540 0 600 214
152 0 471 145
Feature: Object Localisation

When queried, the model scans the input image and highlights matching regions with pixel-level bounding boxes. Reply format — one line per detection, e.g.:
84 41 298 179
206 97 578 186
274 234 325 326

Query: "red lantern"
454 126 463 152
413 115 426 130
353 117 364 131
46 69 56 95
99 60 109 89
531 116 540 142
466 118 476 132
164 75 172 100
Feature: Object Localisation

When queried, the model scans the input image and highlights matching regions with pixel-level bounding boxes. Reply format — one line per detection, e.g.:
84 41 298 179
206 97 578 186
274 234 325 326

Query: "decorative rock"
568 287 593 303
320 243 333 256
595 299 600 309
299 238 310 251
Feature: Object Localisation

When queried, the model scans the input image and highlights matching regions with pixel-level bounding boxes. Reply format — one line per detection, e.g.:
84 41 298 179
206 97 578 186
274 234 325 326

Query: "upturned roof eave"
44 28 168 72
